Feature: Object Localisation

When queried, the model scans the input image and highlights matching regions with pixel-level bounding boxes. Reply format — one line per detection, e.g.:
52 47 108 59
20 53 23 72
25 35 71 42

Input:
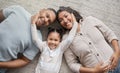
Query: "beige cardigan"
64 16 118 73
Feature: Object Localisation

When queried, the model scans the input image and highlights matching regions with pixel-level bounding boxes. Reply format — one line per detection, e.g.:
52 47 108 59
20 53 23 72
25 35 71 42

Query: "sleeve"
31 24 44 51
3 5 24 18
89 16 118 43
23 29 42 60
23 44 39 60
60 22 78 52
64 47 81 73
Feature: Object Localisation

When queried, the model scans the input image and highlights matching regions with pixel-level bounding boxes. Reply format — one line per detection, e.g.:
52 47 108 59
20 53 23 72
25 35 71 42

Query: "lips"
49 44 56 49
65 22 72 29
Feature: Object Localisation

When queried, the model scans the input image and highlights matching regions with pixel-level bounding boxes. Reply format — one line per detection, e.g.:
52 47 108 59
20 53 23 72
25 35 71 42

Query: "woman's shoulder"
83 16 100 24
84 16 98 21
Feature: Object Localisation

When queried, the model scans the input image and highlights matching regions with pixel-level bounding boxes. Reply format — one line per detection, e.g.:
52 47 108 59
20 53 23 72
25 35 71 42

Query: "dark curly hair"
47 27 63 41
57 6 83 23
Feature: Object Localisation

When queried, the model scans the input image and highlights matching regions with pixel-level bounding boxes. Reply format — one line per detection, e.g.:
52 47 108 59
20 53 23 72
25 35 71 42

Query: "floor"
0 0 120 73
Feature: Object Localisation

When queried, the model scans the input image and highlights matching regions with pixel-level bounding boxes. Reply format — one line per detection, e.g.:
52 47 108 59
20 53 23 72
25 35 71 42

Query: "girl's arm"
31 24 43 51
60 14 78 51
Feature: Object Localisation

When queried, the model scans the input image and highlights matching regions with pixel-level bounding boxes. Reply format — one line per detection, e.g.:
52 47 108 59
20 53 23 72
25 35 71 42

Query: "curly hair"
57 6 83 23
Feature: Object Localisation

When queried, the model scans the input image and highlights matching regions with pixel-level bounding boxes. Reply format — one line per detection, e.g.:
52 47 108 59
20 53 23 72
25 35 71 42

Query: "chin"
67 27 72 30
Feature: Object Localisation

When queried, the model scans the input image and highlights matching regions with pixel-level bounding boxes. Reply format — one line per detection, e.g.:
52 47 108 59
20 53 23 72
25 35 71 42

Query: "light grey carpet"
0 0 120 73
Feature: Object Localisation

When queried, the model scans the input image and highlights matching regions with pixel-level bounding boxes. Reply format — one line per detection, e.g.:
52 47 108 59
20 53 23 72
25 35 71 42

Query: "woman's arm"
109 39 120 70
80 66 107 73
0 55 30 68
64 48 81 73
90 16 118 44
90 16 120 70
64 47 109 73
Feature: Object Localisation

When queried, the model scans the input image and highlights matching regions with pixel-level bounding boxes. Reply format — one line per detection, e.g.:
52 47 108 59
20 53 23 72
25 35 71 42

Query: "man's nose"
44 18 49 25
44 17 49 22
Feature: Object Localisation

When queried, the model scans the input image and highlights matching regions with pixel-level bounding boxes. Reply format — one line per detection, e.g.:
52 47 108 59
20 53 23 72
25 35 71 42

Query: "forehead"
58 11 70 18
48 32 60 38
41 9 55 16
45 10 56 20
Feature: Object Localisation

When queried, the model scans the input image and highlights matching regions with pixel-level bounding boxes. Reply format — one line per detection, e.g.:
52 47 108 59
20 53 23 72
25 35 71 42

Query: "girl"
31 14 78 73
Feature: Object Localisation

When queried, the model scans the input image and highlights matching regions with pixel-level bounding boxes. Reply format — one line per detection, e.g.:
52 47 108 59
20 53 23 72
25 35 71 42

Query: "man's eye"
65 15 68 18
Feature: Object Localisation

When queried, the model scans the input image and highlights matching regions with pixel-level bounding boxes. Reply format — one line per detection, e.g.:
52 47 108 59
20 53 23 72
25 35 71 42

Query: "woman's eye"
64 14 68 18
46 15 49 18
59 19 63 22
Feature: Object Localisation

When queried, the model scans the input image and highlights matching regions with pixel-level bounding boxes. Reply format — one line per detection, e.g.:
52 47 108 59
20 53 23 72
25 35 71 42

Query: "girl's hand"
31 13 39 25
109 52 119 70
71 13 77 23
93 62 109 73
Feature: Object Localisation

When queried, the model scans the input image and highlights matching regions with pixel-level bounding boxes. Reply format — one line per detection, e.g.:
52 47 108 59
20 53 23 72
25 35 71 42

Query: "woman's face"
58 11 73 30
36 9 56 27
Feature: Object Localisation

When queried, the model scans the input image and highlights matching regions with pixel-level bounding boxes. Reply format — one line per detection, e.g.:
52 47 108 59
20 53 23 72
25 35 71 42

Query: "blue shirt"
0 5 42 61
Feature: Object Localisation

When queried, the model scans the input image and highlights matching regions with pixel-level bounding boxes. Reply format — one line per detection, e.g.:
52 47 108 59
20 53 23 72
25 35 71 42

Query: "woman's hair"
47 27 63 41
57 6 83 23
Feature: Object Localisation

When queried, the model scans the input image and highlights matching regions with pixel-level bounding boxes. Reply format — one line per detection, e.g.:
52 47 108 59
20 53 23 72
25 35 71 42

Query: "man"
0 5 56 73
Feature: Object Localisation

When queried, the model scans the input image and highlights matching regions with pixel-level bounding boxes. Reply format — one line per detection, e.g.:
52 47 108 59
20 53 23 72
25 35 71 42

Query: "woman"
57 6 120 73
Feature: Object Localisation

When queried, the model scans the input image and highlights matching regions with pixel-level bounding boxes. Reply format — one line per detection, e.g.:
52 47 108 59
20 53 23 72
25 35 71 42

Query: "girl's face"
47 32 60 50
58 11 73 30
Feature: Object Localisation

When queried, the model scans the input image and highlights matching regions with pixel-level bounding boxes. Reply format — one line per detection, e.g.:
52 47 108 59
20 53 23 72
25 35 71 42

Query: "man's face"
36 9 56 27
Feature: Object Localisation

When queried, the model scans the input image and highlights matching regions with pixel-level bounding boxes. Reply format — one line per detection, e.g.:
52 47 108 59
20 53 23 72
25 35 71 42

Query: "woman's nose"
63 18 67 23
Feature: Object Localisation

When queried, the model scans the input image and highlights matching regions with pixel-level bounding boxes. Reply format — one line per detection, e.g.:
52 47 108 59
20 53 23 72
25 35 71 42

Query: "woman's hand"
93 62 109 73
109 52 119 70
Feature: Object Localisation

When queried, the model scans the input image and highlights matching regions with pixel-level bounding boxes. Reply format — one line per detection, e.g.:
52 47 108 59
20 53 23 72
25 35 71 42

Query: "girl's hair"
57 6 83 23
47 27 63 41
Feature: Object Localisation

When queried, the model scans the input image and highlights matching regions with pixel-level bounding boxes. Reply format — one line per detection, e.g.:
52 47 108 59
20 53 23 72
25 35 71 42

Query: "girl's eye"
55 39 58 41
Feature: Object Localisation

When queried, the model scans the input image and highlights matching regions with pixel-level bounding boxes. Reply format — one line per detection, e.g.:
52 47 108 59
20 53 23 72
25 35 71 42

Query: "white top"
31 22 78 73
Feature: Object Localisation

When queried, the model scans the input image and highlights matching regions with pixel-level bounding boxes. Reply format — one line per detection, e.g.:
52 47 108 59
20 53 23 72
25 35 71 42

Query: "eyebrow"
46 13 52 22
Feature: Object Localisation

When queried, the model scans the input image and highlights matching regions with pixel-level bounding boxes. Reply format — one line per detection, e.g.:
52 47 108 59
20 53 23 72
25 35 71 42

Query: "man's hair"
48 8 57 15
